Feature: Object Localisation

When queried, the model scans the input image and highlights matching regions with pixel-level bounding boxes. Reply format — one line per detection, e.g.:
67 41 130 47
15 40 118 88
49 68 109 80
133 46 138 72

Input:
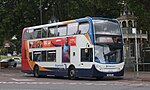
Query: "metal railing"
132 62 150 78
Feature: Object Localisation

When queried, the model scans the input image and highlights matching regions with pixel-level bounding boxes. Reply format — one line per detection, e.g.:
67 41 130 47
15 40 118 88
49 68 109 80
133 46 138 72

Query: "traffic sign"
4 42 10 47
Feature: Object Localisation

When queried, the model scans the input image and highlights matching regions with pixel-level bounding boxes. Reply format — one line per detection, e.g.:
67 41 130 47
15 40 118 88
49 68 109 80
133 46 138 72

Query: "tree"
0 0 150 50
125 0 150 32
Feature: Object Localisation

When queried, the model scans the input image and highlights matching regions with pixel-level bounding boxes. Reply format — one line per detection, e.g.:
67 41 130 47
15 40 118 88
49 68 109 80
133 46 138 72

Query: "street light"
11 35 17 56
132 28 139 78
40 0 42 24
11 35 17 40
49 2 59 24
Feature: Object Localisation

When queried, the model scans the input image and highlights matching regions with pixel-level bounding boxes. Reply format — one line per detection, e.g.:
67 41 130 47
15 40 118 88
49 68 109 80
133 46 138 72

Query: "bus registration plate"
106 74 114 76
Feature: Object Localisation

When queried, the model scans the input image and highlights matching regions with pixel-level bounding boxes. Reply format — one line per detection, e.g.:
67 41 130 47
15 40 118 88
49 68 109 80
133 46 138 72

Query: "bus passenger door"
80 48 93 64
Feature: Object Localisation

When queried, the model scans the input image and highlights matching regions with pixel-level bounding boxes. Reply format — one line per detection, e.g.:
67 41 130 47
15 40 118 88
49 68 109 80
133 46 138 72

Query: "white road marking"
129 83 145 86
0 81 149 87
94 83 107 86
83 83 93 85
11 78 34 81
2 74 13 76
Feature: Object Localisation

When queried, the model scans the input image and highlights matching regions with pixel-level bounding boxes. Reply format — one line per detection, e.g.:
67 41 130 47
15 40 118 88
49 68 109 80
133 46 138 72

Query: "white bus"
22 17 124 79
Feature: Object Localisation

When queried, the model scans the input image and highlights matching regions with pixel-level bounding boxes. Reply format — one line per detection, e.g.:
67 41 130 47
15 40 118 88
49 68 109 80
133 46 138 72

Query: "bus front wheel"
34 65 40 78
69 67 76 80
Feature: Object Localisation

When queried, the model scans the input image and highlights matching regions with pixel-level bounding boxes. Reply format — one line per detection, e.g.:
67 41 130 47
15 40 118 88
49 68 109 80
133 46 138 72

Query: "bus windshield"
93 20 122 44
95 45 122 64
93 20 123 64
93 20 121 35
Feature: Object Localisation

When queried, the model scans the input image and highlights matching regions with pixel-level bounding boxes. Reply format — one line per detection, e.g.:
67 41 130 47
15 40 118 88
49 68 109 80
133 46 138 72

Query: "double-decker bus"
21 17 124 79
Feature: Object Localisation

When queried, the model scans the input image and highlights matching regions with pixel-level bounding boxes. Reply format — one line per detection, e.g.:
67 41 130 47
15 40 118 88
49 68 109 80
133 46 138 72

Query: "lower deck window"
33 51 42 61
33 50 56 62
47 50 56 62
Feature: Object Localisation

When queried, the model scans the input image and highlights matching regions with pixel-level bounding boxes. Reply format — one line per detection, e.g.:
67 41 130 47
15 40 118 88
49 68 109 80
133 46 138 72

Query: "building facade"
117 10 148 70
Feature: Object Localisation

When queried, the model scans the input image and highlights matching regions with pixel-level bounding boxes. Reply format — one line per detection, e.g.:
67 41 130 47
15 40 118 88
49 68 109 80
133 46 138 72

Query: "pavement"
124 71 150 82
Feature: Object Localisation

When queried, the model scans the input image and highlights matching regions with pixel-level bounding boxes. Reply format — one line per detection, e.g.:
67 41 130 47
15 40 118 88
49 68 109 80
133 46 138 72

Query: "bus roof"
24 17 117 30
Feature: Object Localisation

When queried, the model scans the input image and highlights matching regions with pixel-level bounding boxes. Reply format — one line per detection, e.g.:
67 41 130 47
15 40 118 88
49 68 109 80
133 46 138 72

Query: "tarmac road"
0 66 150 90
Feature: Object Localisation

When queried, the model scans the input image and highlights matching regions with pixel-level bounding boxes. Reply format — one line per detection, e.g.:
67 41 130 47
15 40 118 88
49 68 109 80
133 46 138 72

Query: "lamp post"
49 2 59 24
132 28 139 78
40 0 42 24
11 35 17 56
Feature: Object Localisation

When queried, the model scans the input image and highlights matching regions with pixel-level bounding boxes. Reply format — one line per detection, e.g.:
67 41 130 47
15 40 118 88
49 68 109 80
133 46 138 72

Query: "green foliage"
0 0 150 48
125 0 150 32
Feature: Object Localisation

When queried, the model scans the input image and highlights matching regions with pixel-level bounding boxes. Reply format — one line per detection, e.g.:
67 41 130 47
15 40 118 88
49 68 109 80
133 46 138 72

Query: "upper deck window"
23 29 34 40
48 26 57 37
58 25 67 36
78 22 89 34
67 22 78 35
93 20 121 35
42 28 48 38
34 29 42 38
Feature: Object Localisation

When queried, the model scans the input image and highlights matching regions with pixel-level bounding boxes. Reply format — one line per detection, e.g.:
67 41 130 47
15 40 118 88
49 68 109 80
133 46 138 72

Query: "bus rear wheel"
69 67 76 80
34 65 40 78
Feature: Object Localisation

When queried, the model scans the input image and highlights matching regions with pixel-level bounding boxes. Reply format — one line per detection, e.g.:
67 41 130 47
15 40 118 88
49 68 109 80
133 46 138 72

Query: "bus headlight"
95 64 102 71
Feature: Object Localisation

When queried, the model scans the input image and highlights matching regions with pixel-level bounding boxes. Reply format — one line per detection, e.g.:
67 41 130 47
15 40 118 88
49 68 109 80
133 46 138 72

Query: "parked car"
12 57 21 64
0 58 17 68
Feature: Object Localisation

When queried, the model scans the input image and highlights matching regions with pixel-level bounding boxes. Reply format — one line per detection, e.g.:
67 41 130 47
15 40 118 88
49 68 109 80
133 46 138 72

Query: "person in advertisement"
62 37 70 62
51 37 70 62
